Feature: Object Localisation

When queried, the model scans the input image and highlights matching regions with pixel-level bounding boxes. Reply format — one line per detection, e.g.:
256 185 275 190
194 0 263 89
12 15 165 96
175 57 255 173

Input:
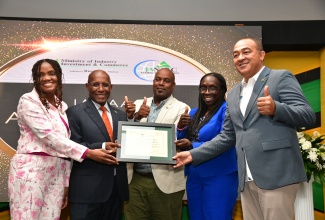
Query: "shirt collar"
151 95 172 107
92 100 110 112
241 66 265 86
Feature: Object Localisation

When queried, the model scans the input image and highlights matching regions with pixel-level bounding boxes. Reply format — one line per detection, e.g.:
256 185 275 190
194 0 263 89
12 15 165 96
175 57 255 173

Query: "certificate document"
125 129 168 157
117 121 176 164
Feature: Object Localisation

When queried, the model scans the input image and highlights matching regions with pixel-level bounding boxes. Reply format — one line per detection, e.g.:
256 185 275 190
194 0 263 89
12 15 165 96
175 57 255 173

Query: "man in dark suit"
173 38 316 220
67 70 129 220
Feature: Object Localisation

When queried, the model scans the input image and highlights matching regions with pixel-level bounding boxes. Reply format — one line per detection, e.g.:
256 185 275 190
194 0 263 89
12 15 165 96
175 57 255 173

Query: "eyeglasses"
88 83 110 88
199 86 220 93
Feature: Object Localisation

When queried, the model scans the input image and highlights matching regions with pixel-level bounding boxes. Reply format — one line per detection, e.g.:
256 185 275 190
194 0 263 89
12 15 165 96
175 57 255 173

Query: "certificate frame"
116 121 176 164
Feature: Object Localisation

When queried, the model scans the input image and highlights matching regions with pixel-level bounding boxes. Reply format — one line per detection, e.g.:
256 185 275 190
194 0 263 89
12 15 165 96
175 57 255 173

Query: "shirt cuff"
133 112 141 122
102 142 106 149
177 126 186 131
81 148 89 159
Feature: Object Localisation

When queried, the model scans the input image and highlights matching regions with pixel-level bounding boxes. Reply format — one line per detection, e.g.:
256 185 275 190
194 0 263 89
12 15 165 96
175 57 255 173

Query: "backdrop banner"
0 19 261 201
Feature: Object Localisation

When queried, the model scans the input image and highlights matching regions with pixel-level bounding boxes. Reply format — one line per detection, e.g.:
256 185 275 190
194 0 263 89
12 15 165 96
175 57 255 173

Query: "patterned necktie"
99 106 113 141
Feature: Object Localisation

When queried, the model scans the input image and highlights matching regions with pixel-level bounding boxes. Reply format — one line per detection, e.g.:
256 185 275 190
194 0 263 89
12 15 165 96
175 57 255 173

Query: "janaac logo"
134 60 174 81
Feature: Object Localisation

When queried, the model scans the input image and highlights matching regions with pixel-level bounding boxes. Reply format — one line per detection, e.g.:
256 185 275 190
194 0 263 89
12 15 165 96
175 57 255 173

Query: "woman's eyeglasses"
199 86 220 93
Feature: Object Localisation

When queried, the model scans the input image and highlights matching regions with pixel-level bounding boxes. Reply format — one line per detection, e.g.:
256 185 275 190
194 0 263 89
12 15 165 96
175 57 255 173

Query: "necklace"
204 111 210 116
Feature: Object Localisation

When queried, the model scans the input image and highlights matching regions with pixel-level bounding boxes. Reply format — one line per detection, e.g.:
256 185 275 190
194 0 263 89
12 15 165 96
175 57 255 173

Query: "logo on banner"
134 60 173 81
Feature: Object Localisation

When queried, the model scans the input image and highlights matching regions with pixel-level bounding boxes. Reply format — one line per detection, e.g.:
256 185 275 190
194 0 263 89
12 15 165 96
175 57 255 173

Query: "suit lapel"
244 67 270 121
84 99 111 140
231 83 244 121
155 96 175 123
109 105 120 141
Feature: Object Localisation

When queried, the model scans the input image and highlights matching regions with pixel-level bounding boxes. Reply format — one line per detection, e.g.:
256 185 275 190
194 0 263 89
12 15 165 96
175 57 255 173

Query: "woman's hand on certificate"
86 149 119 165
174 138 192 150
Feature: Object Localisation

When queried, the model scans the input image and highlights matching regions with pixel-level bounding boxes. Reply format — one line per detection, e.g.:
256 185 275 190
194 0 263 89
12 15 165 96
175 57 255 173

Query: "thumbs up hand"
257 85 276 116
134 97 150 121
177 106 191 129
142 97 147 106
124 96 136 119
184 106 189 114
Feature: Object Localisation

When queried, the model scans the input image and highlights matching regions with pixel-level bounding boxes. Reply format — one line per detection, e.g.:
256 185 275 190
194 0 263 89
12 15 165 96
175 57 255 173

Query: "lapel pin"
261 78 265 82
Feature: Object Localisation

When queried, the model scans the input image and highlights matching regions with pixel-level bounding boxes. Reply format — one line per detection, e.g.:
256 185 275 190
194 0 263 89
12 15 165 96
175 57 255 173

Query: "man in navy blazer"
67 70 129 220
173 38 316 220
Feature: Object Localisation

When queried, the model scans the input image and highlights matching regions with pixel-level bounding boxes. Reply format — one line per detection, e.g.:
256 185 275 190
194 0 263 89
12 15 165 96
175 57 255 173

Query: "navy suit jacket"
190 67 316 191
67 98 129 203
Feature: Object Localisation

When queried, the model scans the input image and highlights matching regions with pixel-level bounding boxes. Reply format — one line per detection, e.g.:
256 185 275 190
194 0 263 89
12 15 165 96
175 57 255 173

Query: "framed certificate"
116 121 176 164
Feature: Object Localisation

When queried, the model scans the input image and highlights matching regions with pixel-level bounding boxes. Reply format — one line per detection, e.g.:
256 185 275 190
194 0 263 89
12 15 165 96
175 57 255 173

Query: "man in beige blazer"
124 68 189 220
